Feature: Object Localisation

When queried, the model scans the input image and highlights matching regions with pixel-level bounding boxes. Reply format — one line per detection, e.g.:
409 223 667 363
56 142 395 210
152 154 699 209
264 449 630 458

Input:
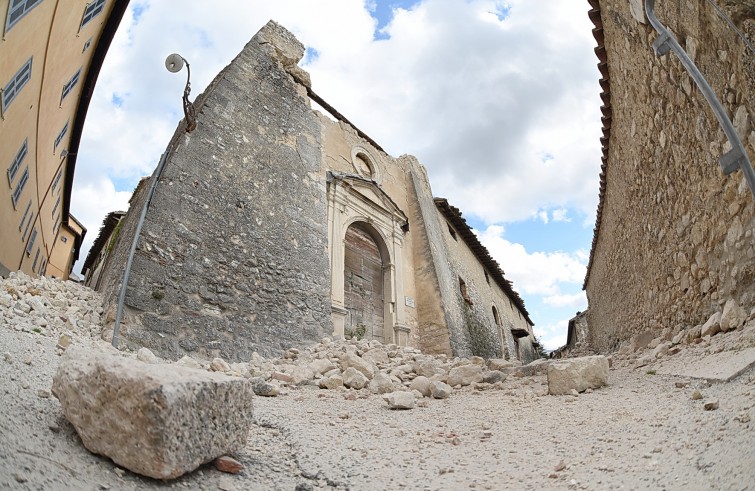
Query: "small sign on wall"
405 296 416 308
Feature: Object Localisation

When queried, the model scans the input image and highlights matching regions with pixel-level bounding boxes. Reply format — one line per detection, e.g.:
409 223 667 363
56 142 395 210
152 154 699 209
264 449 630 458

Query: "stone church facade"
86 21 536 363
582 0 754 351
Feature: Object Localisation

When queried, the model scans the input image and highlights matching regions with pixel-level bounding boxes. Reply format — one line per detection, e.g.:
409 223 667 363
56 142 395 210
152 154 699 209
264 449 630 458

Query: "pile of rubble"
2 271 611 481
0 271 103 342
609 301 755 370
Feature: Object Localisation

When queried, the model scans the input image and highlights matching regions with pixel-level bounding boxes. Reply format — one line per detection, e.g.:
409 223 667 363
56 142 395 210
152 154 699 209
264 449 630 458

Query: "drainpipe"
645 0 755 198
112 148 171 348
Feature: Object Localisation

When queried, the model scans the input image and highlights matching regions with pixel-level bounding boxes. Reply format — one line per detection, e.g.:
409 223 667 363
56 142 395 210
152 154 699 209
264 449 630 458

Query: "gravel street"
1 274 754 490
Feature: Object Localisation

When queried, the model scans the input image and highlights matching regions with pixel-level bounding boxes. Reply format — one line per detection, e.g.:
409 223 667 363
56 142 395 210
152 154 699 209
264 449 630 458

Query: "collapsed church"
83 21 537 363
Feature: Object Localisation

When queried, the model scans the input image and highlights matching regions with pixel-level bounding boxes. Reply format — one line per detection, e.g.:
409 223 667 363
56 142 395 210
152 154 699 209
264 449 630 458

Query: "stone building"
87 21 536 362
582 0 754 351
0 0 129 279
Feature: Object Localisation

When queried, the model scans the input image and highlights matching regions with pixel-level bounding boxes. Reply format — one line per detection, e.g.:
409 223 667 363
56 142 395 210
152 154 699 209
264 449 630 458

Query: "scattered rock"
447 364 483 387
362 348 389 365
308 358 336 376
410 376 432 397
555 460 567 472
52 349 254 479
318 375 344 389
342 367 369 389
271 371 295 384
368 372 395 394
703 399 719 411
691 390 703 400
430 381 452 399
652 342 671 359
482 370 506 384
23 353 32 365
136 347 159 364
210 357 231 372
289 366 315 385
175 356 202 369
338 353 376 380
547 355 609 395
383 391 416 409
37 389 51 398
631 331 655 351
488 358 514 371
720 300 745 332
3 352 11 363
250 377 279 397
215 455 244 474
57 333 72 351
701 312 722 338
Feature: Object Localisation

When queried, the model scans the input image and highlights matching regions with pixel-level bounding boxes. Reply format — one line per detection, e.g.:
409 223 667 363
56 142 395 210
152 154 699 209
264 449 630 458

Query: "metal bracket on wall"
645 0 755 198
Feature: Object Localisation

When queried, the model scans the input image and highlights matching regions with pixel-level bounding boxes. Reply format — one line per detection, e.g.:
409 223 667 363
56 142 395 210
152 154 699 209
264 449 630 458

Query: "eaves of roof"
583 0 611 290
81 210 125 275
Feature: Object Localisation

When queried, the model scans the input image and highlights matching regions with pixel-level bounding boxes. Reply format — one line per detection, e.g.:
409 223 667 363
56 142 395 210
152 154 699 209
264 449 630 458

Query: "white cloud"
536 319 571 351
551 208 571 223
543 292 587 309
536 210 549 224
476 225 587 296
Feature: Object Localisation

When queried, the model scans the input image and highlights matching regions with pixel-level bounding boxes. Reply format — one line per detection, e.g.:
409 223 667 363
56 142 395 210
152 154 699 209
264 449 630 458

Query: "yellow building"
0 0 129 278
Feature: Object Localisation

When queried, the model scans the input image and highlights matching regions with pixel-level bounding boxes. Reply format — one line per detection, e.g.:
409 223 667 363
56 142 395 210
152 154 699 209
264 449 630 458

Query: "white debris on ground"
1 271 754 490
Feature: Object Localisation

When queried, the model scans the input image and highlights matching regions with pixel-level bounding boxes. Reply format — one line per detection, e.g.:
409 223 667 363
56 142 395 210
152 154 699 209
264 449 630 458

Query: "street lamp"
165 53 197 132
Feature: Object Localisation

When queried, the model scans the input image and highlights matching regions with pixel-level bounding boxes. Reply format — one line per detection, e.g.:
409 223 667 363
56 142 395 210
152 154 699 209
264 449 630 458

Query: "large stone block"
447 364 483 387
52 349 254 479
720 300 745 333
547 355 609 395
338 353 376 380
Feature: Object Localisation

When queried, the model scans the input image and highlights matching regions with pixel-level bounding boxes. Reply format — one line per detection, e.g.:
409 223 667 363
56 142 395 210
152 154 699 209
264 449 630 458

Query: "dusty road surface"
1 274 754 490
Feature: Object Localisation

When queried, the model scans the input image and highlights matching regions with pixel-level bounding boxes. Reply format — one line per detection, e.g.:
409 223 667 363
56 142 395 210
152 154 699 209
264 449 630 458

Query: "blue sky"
72 0 600 351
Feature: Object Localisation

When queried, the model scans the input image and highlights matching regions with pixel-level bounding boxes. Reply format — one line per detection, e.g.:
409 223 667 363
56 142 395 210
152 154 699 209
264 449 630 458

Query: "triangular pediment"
329 172 408 225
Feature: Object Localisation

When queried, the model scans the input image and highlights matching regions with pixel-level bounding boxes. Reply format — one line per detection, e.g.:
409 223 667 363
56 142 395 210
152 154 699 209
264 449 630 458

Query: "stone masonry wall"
585 0 754 351
98 22 331 361
434 205 535 362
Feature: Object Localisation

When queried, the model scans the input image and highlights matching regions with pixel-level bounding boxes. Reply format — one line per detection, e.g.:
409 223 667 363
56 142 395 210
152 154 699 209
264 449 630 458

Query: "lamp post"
165 53 197 132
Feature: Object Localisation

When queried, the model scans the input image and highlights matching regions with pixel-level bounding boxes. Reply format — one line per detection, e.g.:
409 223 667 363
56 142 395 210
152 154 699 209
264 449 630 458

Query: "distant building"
0 0 130 279
88 21 537 362
81 209 125 288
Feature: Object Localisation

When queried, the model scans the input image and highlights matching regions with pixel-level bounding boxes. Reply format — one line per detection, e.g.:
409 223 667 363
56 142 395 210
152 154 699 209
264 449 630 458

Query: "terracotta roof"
81 211 125 275
434 198 534 326
583 0 611 289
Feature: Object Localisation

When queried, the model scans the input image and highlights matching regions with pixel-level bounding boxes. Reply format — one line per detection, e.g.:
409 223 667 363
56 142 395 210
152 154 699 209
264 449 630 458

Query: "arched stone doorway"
326 171 409 345
343 222 386 341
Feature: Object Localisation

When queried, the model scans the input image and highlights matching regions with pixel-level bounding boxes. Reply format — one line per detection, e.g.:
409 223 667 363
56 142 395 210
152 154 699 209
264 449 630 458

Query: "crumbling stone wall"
585 0 754 351
100 22 331 360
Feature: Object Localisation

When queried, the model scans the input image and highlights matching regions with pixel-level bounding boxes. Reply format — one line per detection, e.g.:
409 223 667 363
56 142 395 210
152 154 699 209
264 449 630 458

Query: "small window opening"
447 223 457 241
459 277 473 306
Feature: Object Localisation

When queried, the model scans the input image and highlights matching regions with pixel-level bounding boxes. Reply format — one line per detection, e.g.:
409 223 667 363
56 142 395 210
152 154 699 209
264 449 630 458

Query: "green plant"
106 219 124 254
646 369 656 375
354 324 366 340
151 289 165 300
344 323 367 341
32 327 41 334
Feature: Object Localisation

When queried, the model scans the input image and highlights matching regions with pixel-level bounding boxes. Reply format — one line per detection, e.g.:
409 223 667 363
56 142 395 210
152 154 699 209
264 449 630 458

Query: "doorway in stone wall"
343 222 386 342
